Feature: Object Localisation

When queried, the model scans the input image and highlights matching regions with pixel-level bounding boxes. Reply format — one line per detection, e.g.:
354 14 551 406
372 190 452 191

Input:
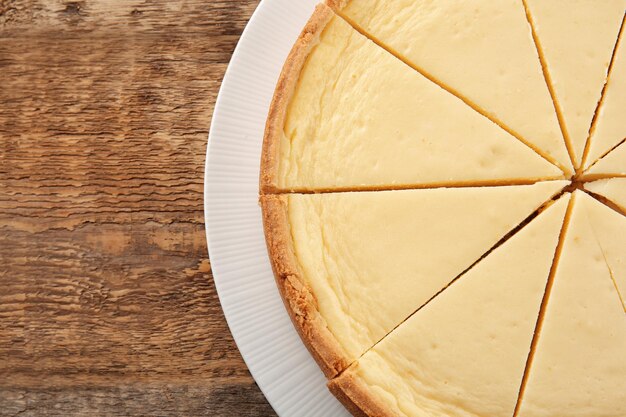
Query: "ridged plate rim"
204 0 349 416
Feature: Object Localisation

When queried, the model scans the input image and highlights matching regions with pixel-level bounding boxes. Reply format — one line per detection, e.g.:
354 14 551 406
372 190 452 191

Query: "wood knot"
78 281 110 313
63 2 82 15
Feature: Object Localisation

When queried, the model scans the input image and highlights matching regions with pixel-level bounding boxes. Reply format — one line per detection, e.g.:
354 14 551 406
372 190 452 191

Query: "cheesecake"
259 2 626 416
585 19 626 169
524 0 625 167
586 140 626 176
583 190 626 308
329 195 569 417
515 192 626 416
586 177 626 212
260 7 561 193
260 182 565 376
328 0 573 173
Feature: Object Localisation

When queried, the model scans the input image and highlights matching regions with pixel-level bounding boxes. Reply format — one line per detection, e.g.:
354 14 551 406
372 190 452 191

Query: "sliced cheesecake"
260 5 562 194
261 181 566 377
585 18 626 169
327 0 573 173
516 191 626 417
329 194 570 417
586 177 626 213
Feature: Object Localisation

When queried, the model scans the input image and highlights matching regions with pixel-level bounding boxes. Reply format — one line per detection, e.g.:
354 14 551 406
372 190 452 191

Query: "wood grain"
0 0 276 415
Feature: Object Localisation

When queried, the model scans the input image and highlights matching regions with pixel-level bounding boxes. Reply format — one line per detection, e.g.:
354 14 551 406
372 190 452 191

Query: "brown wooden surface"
0 0 277 415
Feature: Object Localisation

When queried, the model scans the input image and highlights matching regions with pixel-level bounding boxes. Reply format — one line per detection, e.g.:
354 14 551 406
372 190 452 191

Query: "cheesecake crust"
329 370 399 417
260 194 350 377
258 1 378 399
259 4 335 194
326 0 350 10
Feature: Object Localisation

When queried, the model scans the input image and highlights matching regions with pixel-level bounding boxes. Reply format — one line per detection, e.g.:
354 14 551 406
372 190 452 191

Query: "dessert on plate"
260 1 626 416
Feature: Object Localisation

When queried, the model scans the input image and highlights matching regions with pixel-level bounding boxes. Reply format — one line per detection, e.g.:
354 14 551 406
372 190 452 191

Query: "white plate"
204 1 350 416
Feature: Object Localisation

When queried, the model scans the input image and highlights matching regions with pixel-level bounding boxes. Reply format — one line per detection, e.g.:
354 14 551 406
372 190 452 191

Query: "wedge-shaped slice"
586 139 626 176
586 177 626 212
582 192 626 309
329 0 572 173
329 194 570 417
525 0 626 167
516 191 626 417
261 181 566 377
585 20 626 169
260 5 562 193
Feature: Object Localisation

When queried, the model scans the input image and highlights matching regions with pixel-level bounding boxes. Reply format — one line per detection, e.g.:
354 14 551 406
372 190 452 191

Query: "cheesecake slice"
524 0 625 168
328 0 573 173
260 5 562 193
586 139 626 176
261 182 566 377
585 19 626 169
586 177 626 212
582 192 626 309
329 194 570 417
516 191 626 417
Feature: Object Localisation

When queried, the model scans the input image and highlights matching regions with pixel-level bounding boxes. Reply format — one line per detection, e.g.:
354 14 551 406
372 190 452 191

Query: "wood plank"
1 0 277 415
2 381 271 416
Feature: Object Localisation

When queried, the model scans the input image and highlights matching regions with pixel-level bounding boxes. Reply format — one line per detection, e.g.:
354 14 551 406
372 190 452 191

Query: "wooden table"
0 1 277 415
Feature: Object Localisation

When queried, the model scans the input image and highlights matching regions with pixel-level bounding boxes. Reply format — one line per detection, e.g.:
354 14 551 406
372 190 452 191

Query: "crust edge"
260 194 350 377
259 4 335 194
328 371 400 417
326 0 350 10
